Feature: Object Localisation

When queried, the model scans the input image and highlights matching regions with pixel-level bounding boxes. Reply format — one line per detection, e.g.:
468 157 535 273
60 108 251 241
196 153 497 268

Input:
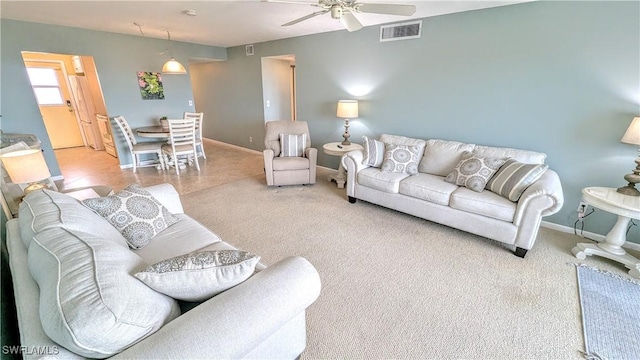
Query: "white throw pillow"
445 151 506 192
418 139 475 176
135 250 261 302
28 227 180 359
279 133 307 157
381 144 421 175
362 135 385 167
82 184 180 249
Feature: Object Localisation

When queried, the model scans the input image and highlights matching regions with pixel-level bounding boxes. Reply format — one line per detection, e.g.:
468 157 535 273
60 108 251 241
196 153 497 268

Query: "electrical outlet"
577 201 588 218
249 136 253 143
188 100 193 106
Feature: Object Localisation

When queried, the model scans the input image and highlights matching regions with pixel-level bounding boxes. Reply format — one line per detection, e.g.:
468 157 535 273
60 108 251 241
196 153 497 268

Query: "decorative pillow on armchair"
279 133 307 157
82 184 180 249
362 135 385 167
381 144 421 175
486 158 548 201
135 250 260 301
445 151 506 192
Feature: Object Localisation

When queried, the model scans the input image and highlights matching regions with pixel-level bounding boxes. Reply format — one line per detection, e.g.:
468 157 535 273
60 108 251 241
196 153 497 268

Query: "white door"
24 61 85 149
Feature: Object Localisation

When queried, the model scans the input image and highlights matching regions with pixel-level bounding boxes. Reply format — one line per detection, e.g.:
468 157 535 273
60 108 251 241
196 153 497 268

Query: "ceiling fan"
264 0 417 32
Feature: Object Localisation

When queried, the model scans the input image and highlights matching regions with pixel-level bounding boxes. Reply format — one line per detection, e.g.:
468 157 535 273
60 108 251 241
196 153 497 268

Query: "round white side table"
322 142 364 188
571 187 640 278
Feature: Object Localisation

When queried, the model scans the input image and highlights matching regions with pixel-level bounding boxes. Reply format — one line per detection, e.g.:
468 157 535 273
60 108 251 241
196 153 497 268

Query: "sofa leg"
348 196 356 204
514 247 528 258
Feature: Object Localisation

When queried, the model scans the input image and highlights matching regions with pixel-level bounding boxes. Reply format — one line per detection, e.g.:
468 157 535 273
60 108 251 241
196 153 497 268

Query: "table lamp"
617 116 640 196
336 100 358 145
0 149 52 196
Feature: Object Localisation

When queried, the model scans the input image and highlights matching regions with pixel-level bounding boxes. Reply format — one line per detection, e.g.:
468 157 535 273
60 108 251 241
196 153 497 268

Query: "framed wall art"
137 71 164 100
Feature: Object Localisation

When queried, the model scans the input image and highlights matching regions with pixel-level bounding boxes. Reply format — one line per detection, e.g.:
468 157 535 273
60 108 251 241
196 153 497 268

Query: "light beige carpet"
182 168 633 359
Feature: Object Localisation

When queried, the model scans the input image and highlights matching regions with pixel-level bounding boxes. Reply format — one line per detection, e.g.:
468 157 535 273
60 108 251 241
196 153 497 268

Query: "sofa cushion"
279 133 307 157
398 174 459 206
272 156 310 171
381 144 421 175
357 167 409 194
379 134 427 160
82 184 180 249
135 250 260 302
362 135 385 167
450 187 516 222
28 227 180 359
18 189 127 249
486 159 549 201
445 151 506 192
473 145 546 164
134 214 223 265
419 139 475 176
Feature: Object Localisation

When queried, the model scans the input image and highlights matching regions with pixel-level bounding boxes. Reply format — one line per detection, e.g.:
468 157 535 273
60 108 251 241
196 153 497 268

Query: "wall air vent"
380 20 422 42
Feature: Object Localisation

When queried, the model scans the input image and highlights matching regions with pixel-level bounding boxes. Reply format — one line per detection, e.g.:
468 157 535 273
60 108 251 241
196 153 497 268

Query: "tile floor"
53 141 265 196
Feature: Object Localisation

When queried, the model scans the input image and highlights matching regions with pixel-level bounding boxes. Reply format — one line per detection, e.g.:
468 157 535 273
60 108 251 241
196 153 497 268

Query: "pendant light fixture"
162 30 186 74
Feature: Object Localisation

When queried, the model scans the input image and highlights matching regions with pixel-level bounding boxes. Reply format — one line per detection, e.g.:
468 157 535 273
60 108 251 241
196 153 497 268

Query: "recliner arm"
263 149 275 186
306 147 318 184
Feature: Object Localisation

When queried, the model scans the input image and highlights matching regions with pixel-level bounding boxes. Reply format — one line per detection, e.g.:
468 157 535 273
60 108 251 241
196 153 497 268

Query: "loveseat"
6 183 321 359
342 134 564 257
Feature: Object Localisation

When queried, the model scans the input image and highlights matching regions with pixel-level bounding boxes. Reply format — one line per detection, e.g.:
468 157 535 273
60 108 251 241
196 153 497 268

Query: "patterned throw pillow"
381 144 421 175
445 151 506 192
135 250 260 301
279 133 307 157
82 184 180 249
362 135 385 167
486 159 549 201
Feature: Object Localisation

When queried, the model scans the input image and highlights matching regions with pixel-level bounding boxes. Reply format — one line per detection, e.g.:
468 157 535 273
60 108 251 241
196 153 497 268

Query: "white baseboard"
541 220 640 251
205 139 338 173
205 138 262 155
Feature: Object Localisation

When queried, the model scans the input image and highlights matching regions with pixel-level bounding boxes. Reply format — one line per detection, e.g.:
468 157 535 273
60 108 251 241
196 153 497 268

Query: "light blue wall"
191 1 640 242
0 19 227 170
1 2 638 242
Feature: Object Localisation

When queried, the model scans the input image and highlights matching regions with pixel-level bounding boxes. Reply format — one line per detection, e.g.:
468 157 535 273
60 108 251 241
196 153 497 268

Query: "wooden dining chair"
113 115 165 172
183 112 205 159
162 119 200 175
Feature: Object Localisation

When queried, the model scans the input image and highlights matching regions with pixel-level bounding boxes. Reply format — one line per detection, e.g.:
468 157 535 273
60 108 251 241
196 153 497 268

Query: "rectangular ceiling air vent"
380 20 422 42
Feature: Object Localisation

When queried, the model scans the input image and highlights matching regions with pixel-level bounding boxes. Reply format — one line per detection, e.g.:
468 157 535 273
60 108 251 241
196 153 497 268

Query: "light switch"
188 100 193 106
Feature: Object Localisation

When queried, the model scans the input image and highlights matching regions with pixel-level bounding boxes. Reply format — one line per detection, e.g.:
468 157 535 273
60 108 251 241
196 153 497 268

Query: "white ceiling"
1 0 530 48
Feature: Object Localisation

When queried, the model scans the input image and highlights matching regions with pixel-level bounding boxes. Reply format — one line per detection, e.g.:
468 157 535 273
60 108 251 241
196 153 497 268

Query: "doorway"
21 51 118 159
261 55 296 123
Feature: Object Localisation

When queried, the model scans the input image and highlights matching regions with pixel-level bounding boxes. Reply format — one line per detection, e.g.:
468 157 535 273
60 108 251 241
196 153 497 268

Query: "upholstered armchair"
263 120 317 186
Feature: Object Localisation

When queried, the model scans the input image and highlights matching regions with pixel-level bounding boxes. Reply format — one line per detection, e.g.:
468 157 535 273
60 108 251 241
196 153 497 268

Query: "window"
26 67 64 105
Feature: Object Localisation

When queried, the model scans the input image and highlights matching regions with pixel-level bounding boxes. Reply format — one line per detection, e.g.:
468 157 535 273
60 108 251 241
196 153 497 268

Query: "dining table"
136 125 170 139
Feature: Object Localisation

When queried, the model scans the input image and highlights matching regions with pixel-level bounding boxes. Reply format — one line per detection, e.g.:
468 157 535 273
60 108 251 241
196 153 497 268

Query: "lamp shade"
621 117 640 146
0 149 51 184
162 58 187 74
337 100 358 119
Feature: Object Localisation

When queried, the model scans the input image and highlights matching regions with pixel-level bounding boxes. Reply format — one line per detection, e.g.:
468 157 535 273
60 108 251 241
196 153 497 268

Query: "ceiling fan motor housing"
330 6 343 19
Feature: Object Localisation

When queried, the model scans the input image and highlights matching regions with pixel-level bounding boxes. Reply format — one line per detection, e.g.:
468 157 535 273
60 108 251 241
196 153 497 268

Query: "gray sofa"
6 183 321 359
342 134 564 257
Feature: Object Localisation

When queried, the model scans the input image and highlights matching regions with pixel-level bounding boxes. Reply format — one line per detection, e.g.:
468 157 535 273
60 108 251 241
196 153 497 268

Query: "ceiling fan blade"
356 3 416 16
282 10 329 26
340 11 363 32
